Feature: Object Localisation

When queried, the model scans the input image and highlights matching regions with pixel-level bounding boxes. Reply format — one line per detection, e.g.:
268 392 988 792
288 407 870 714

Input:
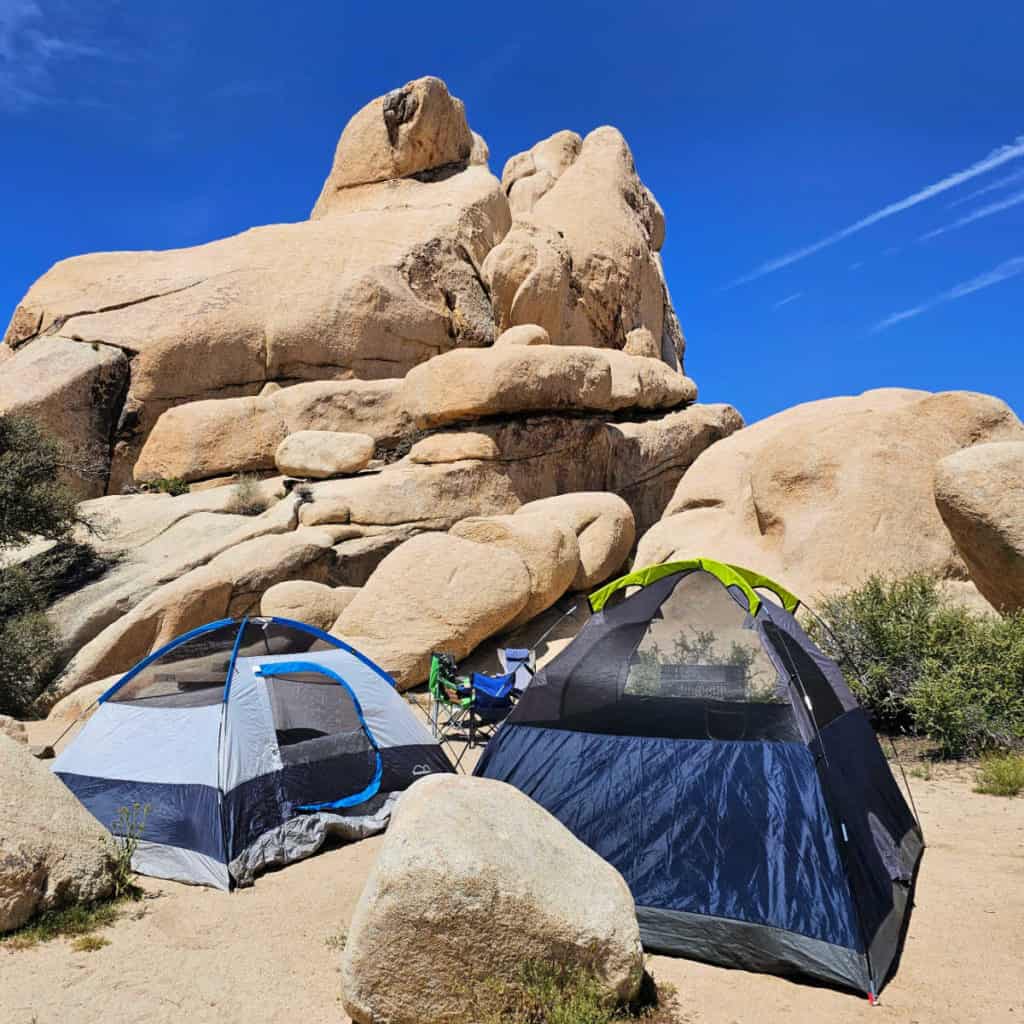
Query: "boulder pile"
0 75 743 704
636 388 1024 607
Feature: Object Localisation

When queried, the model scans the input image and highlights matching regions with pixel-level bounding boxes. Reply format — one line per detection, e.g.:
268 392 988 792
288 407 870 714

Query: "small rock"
275 431 375 480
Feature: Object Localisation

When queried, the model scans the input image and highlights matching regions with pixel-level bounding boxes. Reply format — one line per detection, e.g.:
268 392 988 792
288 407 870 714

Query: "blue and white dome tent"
52 616 452 889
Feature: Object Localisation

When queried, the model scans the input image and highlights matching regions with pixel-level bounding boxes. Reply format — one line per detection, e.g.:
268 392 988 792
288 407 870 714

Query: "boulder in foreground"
340 775 643 1024
0 734 116 933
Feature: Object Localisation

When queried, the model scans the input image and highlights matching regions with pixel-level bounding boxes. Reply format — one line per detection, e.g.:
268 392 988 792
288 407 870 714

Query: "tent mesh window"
108 622 241 707
544 571 804 742
264 671 377 799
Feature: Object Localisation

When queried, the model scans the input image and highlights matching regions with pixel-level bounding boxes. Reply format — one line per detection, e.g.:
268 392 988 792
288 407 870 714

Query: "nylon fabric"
57 772 225 861
477 724 861 950
52 702 222 787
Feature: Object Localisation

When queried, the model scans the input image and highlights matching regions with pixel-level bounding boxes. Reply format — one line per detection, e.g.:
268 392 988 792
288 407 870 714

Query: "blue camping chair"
427 654 518 769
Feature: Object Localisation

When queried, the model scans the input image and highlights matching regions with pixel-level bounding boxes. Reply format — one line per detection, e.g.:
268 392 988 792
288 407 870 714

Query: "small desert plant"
146 476 190 496
71 934 110 952
229 474 267 516
807 572 1024 757
1 900 122 951
469 963 680 1024
324 927 348 950
975 752 1024 796
108 802 150 900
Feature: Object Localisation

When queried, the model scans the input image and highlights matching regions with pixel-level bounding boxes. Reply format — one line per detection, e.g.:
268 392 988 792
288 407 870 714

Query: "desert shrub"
229 473 267 516
469 963 679 1024
0 414 78 549
146 476 190 496
807 573 1024 756
0 416 107 717
974 752 1024 796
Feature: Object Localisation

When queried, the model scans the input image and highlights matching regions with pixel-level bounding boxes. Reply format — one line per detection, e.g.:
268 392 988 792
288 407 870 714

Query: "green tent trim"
587 558 801 615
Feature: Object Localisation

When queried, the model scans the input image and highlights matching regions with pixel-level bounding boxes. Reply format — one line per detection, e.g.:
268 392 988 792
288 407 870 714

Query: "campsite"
2 6 1024 1023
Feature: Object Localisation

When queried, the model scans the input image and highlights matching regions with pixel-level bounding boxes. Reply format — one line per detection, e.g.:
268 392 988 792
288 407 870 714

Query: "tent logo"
412 764 435 776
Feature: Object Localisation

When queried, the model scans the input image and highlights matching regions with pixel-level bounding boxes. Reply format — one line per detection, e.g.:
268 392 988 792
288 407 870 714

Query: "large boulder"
934 442 1024 612
0 337 128 498
311 76 474 211
259 579 359 631
135 379 409 485
404 344 695 428
515 492 635 590
0 735 116 933
3 78 509 494
606 402 745 533
637 389 1024 603
274 430 374 479
450 513 580 626
340 775 643 1024
333 532 532 687
484 126 682 367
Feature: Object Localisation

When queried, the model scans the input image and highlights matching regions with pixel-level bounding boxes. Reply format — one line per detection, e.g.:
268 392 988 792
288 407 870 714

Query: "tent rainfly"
53 616 452 889
477 559 923 999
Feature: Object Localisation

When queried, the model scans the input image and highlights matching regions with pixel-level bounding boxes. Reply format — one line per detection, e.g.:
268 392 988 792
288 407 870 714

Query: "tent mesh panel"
109 619 331 708
512 570 804 742
264 670 377 798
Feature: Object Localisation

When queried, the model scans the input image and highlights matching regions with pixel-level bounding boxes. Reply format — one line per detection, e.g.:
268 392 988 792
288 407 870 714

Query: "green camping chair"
427 652 518 770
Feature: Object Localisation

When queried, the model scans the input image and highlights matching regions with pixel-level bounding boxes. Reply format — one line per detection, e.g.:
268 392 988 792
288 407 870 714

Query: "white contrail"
947 167 1024 208
871 256 1024 333
772 292 803 309
920 189 1024 241
725 135 1024 289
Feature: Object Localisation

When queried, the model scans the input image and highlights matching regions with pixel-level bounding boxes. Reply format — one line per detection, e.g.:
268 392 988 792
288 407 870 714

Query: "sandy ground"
3 746 1022 1024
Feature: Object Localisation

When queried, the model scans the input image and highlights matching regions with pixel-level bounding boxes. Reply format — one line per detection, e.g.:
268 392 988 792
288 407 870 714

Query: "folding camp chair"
428 652 516 770
499 647 536 696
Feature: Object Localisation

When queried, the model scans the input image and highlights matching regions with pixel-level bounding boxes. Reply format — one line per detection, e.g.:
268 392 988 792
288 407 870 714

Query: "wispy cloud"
947 167 1024 208
849 261 864 271
0 0 110 113
919 189 1024 241
725 135 1024 289
772 292 803 309
871 256 1024 333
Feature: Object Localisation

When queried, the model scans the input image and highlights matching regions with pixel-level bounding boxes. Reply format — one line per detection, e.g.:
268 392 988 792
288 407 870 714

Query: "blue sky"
1 0 1021 425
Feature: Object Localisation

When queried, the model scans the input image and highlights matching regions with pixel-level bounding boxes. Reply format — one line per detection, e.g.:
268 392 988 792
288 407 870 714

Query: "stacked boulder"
1 76 744 706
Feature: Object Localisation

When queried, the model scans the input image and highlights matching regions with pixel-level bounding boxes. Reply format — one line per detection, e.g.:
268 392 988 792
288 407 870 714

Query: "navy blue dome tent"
53 616 452 889
477 559 923 998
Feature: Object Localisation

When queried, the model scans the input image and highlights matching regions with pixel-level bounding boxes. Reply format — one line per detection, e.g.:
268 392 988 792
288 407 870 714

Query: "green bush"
0 414 78 549
0 415 98 717
146 476 190 496
975 753 1024 796
806 573 1024 757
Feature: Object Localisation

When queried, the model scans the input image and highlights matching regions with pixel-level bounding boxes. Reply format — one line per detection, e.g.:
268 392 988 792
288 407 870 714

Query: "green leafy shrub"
0 414 78 549
146 477 190 496
0 416 105 717
807 572 1024 756
975 753 1024 796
